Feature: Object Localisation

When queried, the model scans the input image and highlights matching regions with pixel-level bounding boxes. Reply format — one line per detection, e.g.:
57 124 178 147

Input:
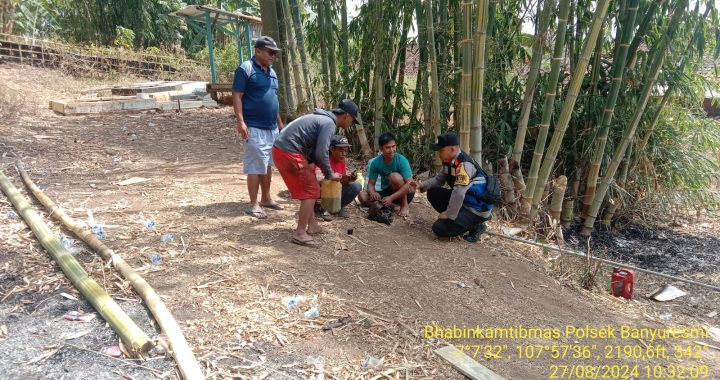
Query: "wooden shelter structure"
170 5 262 86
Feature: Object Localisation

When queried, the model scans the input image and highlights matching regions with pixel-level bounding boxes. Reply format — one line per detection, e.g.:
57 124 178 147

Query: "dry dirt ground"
1 63 720 380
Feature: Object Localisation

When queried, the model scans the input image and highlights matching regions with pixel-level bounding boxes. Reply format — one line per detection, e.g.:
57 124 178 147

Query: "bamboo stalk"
632 6 708 169
581 0 687 235
372 0 385 150
289 0 316 106
0 170 152 355
324 0 338 88
458 0 472 152
317 0 330 98
15 164 204 379
470 0 489 163
527 0 611 223
426 0 442 173
522 0 570 216
561 169 580 228
391 4 413 127
626 0 666 71
581 0 638 218
340 0 349 84
511 0 553 166
510 159 526 195
411 0 427 123
280 0 307 112
550 176 567 220
498 156 516 205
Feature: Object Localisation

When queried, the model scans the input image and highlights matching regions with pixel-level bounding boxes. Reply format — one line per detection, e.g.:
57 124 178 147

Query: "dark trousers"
427 187 488 238
341 182 362 208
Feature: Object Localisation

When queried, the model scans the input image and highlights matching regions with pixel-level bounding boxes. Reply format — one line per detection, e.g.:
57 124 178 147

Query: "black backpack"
479 170 502 205
460 151 502 206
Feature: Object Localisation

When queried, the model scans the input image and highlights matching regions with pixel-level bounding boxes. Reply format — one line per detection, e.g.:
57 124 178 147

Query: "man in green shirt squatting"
358 132 416 220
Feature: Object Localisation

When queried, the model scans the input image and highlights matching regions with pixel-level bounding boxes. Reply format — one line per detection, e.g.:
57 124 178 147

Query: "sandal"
291 237 320 247
260 203 285 210
245 209 268 219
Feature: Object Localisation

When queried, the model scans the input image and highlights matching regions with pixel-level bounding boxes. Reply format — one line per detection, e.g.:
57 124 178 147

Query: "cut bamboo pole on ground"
0 169 152 355
15 164 204 380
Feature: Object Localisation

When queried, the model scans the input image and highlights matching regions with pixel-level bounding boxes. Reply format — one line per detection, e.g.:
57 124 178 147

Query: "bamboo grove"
5 0 720 237
257 0 720 237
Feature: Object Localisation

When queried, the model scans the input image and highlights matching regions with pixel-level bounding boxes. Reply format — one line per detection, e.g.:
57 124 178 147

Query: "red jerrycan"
611 267 635 300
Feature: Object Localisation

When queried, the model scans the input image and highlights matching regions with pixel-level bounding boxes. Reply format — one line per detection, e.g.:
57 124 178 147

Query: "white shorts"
243 127 279 174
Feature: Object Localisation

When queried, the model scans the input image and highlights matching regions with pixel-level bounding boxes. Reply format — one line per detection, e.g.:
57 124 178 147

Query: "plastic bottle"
91 224 106 240
362 355 384 370
285 295 306 310
303 306 320 319
320 179 341 214
161 233 175 243
150 254 162 265
355 172 366 191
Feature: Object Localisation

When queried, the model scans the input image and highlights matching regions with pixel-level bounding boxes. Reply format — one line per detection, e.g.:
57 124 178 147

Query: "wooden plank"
435 345 506 380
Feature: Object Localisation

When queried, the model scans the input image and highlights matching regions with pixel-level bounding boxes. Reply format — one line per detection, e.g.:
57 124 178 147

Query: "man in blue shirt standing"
358 132 416 219
233 36 285 219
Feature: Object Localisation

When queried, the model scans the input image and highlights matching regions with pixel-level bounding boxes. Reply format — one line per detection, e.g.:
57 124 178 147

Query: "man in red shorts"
272 99 360 247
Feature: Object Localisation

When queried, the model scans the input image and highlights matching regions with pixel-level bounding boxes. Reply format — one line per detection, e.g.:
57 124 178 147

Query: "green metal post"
204 11 217 84
244 22 252 59
234 22 244 63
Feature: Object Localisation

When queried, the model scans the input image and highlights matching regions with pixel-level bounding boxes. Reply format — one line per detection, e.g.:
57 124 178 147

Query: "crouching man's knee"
432 219 463 238
347 182 362 197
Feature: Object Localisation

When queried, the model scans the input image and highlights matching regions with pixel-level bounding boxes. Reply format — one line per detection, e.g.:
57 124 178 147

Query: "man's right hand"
369 190 381 201
237 121 249 140
329 172 342 181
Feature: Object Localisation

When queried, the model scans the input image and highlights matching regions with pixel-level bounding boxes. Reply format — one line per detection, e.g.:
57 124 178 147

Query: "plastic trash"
144 219 156 229
128 132 137 141
160 233 174 243
60 236 82 255
5 210 17 219
304 306 320 319
649 284 686 302
91 224 106 240
150 254 162 265
60 236 73 248
64 311 97 322
361 355 384 370
306 356 325 379
659 313 672 321
284 295 306 310
104 345 122 357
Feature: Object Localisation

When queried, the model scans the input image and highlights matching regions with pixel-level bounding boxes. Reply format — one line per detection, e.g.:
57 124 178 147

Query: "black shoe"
463 222 487 243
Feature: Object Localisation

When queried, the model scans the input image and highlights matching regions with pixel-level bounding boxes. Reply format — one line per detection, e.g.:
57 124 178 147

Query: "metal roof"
170 5 262 25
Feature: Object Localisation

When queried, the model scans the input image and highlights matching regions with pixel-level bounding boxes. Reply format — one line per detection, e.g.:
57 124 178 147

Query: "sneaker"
463 222 487 243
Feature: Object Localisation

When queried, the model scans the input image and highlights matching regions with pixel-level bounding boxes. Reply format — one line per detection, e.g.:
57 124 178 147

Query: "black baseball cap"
332 99 361 124
254 36 281 52
331 135 352 148
431 132 460 151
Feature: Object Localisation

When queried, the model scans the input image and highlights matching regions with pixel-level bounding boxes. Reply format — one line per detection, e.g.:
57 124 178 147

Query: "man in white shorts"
233 36 285 218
